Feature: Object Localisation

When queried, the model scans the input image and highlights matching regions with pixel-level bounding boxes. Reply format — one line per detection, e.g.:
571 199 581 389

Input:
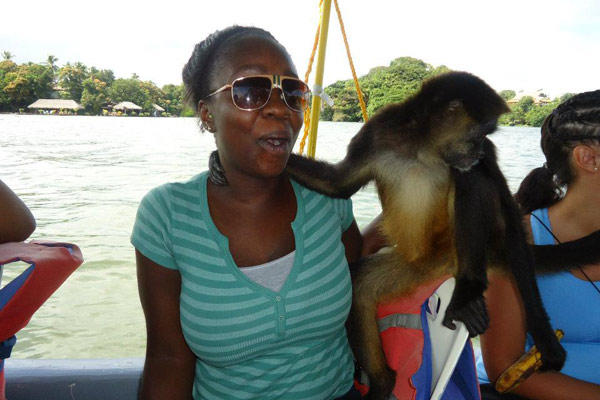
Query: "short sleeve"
131 185 178 270
332 197 355 231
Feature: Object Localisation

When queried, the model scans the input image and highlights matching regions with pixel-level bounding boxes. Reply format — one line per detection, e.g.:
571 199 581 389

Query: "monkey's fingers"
536 330 566 372
443 296 489 336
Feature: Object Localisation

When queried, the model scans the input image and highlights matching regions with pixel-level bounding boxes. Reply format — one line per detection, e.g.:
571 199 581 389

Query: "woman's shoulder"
144 172 208 198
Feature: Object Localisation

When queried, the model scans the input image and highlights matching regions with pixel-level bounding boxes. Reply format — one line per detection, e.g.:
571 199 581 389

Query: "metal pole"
306 0 332 158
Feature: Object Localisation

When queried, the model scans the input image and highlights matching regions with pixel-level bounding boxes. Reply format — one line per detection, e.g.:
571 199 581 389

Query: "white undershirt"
240 251 296 292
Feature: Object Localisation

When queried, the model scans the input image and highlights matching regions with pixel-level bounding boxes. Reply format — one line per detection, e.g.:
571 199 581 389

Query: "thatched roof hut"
113 101 142 111
28 99 83 110
152 104 165 112
507 90 552 105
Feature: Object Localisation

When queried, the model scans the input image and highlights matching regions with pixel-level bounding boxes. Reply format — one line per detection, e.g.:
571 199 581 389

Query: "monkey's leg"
348 252 431 400
444 167 493 336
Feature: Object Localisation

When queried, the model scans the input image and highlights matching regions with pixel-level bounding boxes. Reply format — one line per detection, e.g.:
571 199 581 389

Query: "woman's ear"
198 101 215 132
572 144 600 173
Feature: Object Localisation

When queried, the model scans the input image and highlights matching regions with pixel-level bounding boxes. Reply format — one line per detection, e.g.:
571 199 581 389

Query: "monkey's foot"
443 295 489 336
364 367 395 400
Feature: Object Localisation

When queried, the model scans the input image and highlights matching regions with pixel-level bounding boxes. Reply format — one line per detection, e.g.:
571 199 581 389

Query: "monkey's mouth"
452 158 480 172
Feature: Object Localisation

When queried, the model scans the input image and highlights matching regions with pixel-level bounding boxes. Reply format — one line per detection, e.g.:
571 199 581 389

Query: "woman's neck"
210 170 289 207
549 179 600 241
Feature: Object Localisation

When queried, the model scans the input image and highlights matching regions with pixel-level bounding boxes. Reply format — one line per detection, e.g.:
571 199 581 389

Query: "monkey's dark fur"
286 72 566 399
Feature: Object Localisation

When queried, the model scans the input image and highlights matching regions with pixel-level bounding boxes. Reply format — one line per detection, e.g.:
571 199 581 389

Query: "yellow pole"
306 0 332 158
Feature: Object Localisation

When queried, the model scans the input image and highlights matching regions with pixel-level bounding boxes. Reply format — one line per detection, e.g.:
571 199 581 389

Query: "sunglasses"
205 74 311 112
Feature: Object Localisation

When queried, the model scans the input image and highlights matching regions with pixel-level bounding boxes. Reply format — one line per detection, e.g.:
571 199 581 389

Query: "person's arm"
136 250 196 400
360 214 388 257
480 272 600 400
0 179 36 243
342 219 363 266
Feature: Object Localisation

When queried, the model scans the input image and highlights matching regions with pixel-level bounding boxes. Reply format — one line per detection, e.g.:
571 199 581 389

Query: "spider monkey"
286 71 567 399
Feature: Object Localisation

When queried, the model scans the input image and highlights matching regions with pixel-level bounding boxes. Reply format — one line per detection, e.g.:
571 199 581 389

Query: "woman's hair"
515 90 600 213
182 25 281 110
181 26 284 185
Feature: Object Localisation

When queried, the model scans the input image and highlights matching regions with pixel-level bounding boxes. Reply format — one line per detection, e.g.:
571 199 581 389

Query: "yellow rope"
299 2 323 156
333 0 369 122
299 0 368 155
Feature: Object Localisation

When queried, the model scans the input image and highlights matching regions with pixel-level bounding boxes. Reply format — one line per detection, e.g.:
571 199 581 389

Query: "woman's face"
203 36 304 181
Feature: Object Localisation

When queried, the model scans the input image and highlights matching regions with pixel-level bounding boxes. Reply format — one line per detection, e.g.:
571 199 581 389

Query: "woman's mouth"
259 136 291 155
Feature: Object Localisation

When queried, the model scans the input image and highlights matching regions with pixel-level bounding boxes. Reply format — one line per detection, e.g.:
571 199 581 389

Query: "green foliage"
321 57 450 122
499 97 561 127
0 55 577 123
0 62 54 111
162 84 185 116
81 77 109 114
499 90 515 101
58 62 89 102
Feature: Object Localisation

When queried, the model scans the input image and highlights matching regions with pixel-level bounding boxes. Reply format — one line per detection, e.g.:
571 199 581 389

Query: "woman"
131 26 367 399
478 91 600 399
0 179 35 243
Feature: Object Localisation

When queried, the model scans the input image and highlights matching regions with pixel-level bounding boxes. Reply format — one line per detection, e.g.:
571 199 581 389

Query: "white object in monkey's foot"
427 277 471 400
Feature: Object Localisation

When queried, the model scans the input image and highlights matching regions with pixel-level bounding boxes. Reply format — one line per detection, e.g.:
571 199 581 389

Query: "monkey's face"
439 120 498 171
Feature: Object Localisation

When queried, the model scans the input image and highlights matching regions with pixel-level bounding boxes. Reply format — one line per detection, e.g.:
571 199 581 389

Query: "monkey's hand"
531 326 566 371
443 294 489 337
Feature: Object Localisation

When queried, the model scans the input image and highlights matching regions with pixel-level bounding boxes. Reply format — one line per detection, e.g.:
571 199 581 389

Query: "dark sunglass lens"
282 79 310 111
232 77 271 110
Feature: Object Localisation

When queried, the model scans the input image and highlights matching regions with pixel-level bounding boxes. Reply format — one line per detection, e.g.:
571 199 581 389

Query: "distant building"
507 90 552 105
152 103 165 117
27 99 83 113
113 101 143 113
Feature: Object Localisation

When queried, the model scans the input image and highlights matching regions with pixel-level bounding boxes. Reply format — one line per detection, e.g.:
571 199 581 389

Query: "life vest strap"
0 337 15 360
377 313 422 332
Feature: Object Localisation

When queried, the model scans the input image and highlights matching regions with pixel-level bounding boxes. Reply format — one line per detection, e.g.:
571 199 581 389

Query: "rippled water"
0 114 542 358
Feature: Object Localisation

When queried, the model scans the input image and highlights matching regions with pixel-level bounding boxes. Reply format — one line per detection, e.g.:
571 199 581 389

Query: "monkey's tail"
532 230 600 273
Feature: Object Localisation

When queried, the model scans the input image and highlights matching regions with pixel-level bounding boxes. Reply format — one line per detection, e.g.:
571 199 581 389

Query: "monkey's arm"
445 165 493 336
532 230 600 273
286 129 374 198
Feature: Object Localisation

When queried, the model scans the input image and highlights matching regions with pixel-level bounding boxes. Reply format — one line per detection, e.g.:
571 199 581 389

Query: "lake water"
0 114 543 359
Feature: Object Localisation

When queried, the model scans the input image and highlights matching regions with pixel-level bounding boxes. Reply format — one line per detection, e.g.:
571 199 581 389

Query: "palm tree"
46 55 59 71
2 51 14 61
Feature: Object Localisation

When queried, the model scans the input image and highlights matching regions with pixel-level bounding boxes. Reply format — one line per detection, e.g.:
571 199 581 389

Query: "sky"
2 0 599 98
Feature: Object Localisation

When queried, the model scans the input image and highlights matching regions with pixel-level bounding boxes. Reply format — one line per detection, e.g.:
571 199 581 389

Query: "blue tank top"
477 208 600 384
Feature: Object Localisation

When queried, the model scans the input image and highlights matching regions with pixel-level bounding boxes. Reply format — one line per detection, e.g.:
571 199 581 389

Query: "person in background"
478 91 600 399
132 25 374 400
0 179 35 243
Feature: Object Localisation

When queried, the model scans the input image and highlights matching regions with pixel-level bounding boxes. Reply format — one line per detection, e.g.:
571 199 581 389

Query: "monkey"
285 71 567 399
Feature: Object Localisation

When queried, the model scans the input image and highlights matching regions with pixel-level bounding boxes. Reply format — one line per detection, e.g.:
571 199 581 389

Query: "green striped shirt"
131 172 355 399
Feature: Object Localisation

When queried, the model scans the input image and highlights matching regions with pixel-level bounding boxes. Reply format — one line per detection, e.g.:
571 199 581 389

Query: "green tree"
81 77 109 114
2 51 13 61
0 62 54 111
46 55 59 72
162 84 184 115
58 62 89 102
108 78 147 107
500 96 535 126
139 80 165 112
499 90 515 101
321 57 449 121
525 100 559 127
